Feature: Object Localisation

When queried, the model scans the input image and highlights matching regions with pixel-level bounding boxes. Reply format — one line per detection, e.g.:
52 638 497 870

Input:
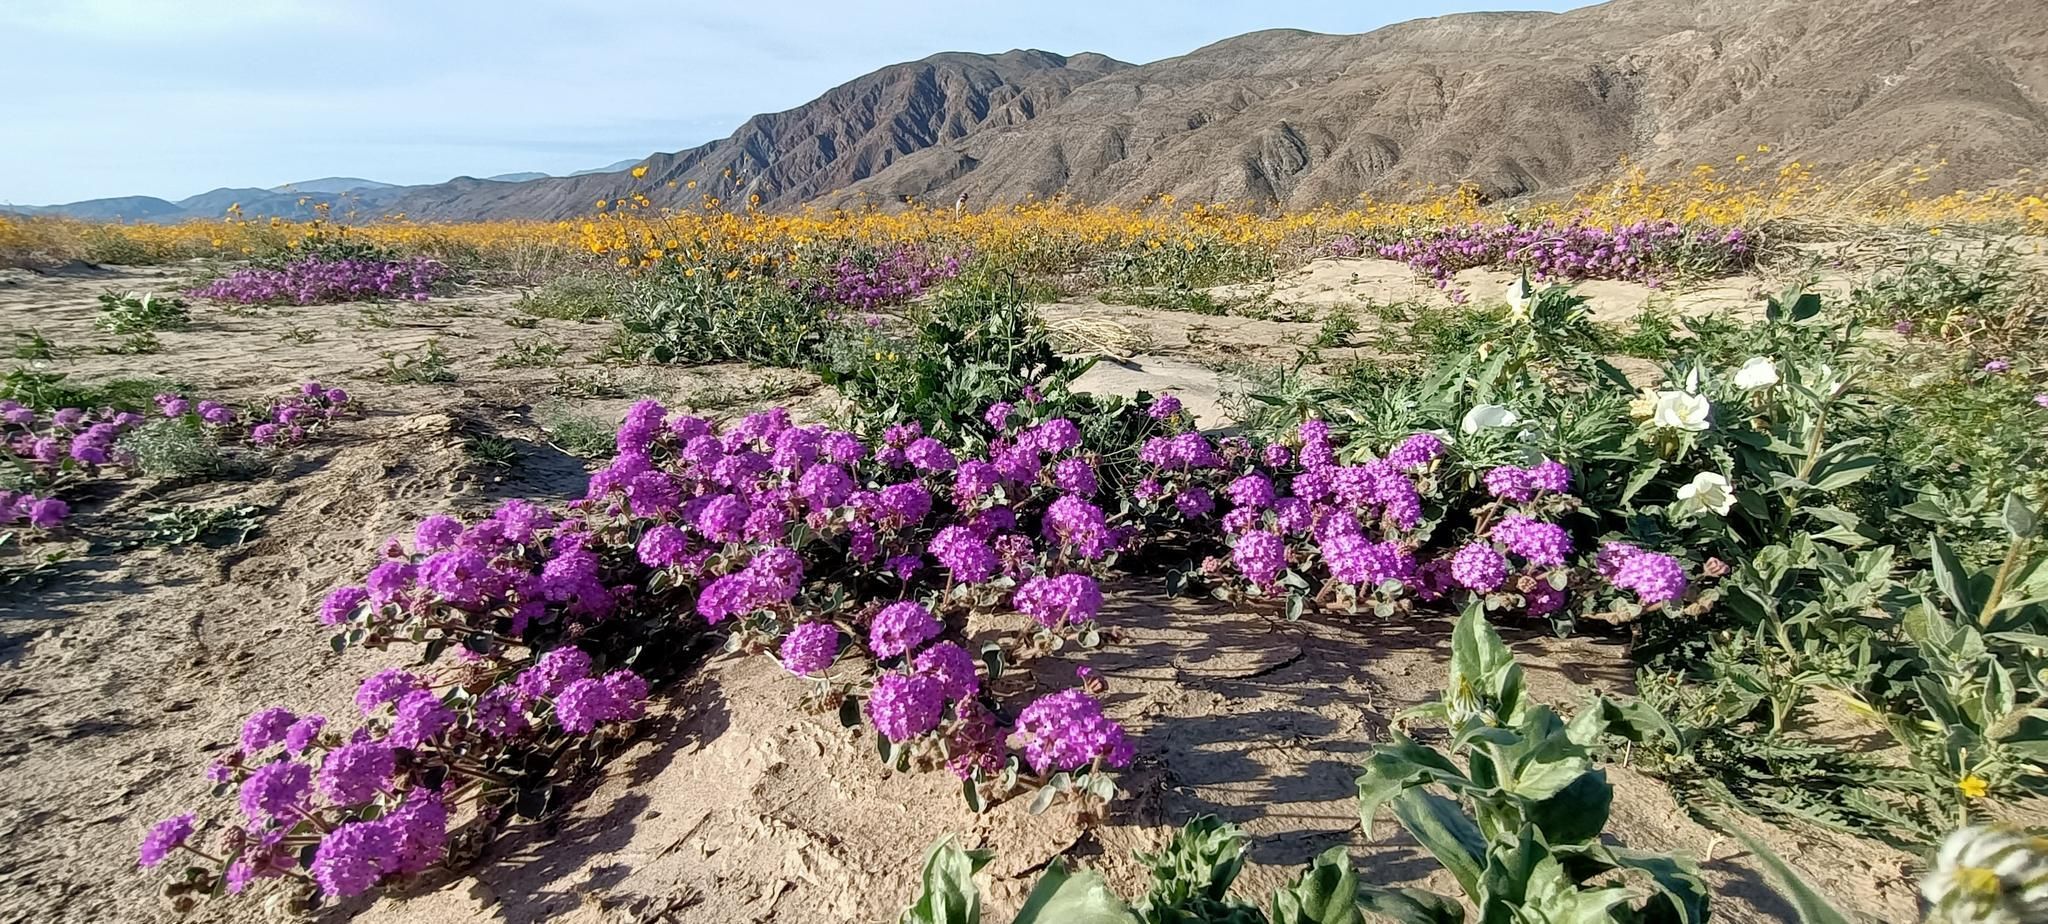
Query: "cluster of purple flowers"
1013 573 1105 629
1597 542 1690 605
141 387 1705 907
189 256 447 305
0 492 69 530
1131 406 1686 619
2 400 144 484
779 621 840 676
1370 219 1752 287
247 381 353 446
1493 514 1573 568
142 638 651 898
1010 688 1134 775
2 384 352 535
1483 461 1571 503
808 246 963 310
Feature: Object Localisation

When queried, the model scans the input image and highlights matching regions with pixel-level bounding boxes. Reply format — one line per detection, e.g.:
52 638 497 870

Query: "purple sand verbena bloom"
1450 543 1511 591
138 814 197 868
1011 688 1134 774
869 601 942 659
780 622 840 676
1013 573 1105 629
868 672 945 742
913 641 981 700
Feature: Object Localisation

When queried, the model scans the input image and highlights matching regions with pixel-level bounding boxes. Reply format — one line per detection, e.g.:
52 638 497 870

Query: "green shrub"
516 272 625 321
95 291 190 334
380 339 457 384
0 367 181 412
617 271 824 366
492 337 568 369
541 410 616 459
117 417 222 478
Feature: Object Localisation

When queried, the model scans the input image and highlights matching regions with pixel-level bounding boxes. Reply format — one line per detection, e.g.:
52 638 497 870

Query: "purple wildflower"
1011 688 1133 774
240 707 298 754
238 759 312 826
1449 542 1510 591
1013 573 1104 629
913 641 980 700
868 672 946 742
780 622 840 676
138 814 196 868
869 601 942 659
316 740 396 805
1494 514 1572 567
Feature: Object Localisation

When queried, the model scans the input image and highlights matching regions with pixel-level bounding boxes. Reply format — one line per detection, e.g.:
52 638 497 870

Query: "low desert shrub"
513 272 623 321
95 291 191 334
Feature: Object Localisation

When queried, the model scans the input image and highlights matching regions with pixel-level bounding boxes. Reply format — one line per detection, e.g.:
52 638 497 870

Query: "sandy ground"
0 260 1920 923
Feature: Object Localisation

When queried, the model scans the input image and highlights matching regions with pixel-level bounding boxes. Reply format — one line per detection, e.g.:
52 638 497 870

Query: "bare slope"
377 49 1131 220
827 0 2048 209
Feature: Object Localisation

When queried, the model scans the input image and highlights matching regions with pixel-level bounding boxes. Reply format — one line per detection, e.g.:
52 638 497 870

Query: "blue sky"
0 0 1587 205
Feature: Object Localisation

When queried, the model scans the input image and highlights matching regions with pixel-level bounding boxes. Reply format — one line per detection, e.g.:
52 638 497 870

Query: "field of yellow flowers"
4 163 2043 276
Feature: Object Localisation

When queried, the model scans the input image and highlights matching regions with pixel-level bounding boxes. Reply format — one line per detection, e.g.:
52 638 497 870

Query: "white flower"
1732 356 1779 390
1460 404 1520 434
1676 472 1735 516
1921 825 2048 924
1651 390 1712 431
1504 274 1534 321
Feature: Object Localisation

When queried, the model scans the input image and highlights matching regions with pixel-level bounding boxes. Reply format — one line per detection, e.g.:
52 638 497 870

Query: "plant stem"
1975 535 2028 629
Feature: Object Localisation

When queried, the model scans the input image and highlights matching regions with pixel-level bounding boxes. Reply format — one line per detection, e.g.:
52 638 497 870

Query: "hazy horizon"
0 0 1586 205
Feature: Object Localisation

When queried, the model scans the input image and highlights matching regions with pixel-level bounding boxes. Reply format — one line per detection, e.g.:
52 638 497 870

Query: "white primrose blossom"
1733 356 1780 390
1504 273 1534 321
1676 471 1735 516
1650 390 1712 432
1920 825 2048 924
1460 404 1520 434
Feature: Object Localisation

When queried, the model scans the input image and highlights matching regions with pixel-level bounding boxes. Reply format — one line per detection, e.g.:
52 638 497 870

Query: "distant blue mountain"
569 159 641 177
2 162 637 223
269 177 396 194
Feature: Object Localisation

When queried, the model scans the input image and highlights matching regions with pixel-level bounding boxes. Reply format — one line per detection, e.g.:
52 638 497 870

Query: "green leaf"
1355 886 1466 924
1724 829 1859 924
1027 784 1060 816
1388 790 1487 899
1621 460 1664 506
1582 845 1711 924
1521 771 1614 847
1808 455 1880 492
1270 846 1362 924
1928 533 1974 615
1356 735 1469 827
1448 602 1524 726
898 836 992 924
1014 863 1137 924
2003 491 2038 539
840 695 864 728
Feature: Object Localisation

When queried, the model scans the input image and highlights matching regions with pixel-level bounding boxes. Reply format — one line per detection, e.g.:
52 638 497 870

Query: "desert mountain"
269 178 395 195
11 0 2046 222
373 49 1131 220
827 0 2048 210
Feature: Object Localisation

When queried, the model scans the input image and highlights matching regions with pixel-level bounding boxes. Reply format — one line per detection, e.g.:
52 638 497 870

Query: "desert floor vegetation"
3 170 2047 924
